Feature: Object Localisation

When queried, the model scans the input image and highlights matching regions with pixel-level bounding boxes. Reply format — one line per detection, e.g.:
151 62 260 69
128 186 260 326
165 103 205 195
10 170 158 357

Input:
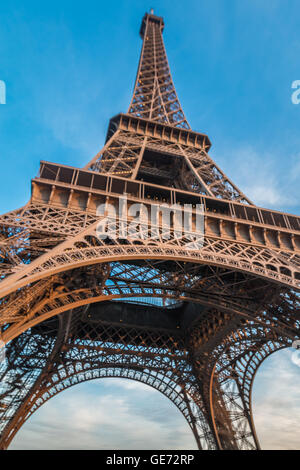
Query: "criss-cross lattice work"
128 13 189 128
85 125 251 203
0 10 300 450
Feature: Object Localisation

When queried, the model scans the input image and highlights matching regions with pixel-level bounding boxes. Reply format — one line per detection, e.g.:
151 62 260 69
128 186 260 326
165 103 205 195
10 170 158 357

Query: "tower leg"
0 315 65 449
0 309 216 450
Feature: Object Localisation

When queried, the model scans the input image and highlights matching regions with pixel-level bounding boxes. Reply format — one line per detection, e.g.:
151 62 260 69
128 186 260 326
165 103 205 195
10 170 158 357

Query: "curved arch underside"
0 219 299 300
0 212 299 451
0 297 296 450
0 230 299 450
0 312 215 450
1 257 299 343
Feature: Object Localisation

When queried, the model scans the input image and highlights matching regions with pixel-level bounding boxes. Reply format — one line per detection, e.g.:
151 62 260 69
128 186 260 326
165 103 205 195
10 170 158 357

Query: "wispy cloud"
9 351 300 450
213 145 300 210
10 379 196 450
253 349 300 450
101 378 157 393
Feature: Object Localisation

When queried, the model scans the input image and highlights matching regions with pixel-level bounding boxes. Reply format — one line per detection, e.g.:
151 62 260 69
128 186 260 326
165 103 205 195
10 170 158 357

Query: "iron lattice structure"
0 12 300 450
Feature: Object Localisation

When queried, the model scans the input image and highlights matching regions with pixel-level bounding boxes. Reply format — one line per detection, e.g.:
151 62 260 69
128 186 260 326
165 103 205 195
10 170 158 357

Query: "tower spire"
128 12 190 129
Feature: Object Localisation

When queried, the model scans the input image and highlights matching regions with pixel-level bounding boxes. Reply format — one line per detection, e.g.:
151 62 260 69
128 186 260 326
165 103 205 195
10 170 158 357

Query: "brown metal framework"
0 11 299 450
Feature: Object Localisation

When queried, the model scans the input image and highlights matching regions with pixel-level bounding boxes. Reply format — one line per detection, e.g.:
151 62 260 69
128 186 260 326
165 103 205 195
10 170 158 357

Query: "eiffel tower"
0 11 299 451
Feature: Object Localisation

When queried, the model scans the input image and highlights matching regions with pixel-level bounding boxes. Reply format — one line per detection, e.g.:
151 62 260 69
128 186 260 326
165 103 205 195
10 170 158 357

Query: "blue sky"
1 0 300 449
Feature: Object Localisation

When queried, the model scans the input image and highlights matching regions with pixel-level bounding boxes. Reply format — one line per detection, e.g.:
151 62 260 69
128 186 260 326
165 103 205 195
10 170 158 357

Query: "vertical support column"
0 315 67 449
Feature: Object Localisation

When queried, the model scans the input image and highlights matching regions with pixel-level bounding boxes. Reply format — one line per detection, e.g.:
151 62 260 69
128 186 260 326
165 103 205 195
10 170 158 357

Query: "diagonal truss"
128 13 189 128
85 117 252 204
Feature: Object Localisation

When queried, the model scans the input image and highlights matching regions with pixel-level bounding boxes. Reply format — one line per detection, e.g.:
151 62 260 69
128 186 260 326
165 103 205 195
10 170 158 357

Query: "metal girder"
0 310 214 450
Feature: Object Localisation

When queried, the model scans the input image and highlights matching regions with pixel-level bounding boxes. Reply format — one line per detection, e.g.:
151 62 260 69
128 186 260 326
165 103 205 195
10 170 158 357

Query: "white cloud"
214 145 299 209
10 380 196 450
8 350 300 450
253 349 300 450
101 378 158 394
